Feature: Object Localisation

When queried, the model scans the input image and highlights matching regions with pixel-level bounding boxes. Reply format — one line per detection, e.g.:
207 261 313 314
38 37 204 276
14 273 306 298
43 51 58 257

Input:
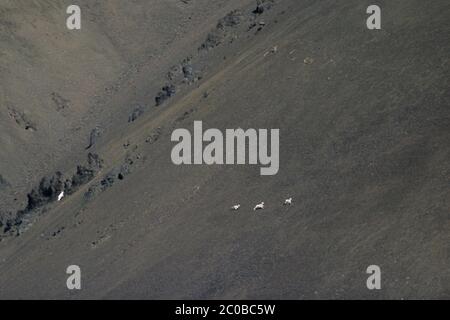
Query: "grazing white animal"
231 204 241 211
253 202 265 211
284 197 293 205
57 191 64 202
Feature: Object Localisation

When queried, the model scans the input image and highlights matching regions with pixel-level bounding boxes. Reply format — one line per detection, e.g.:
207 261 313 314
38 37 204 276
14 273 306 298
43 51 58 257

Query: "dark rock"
87 152 103 170
253 0 273 15
217 10 242 29
100 171 116 190
182 64 194 81
176 108 195 122
3 219 15 233
199 9 247 52
64 178 73 194
145 127 162 144
167 65 182 81
0 211 13 233
0 174 10 189
71 153 102 190
105 163 130 185
38 173 63 199
199 31 223 51
3 153 103 236
71 166 95 189
7 107 36 131
26 172 64 211
182 63 202 84
51 92 70 111
84 161 130 200
86 126 102 149
254 4 264 14
128 105 145 123
155 84 176 106
119 163 131 177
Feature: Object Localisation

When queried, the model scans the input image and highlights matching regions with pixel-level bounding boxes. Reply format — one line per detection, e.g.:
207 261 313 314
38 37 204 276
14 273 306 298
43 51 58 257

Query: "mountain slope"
0 0 449 299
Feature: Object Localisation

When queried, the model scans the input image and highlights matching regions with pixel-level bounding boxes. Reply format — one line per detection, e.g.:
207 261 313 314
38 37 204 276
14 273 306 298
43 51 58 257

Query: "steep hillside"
0 0 449 299
0 0 253 217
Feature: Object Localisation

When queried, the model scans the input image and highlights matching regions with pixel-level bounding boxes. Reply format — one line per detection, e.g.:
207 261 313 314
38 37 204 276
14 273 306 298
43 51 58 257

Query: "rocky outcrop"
1 153 103 237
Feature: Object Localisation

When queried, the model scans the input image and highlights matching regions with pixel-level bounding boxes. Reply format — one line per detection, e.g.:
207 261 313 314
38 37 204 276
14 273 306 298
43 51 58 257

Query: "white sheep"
57 191 65 202
284 197 293 205
253 202 264 211
231 204 241 211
